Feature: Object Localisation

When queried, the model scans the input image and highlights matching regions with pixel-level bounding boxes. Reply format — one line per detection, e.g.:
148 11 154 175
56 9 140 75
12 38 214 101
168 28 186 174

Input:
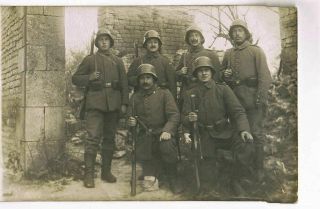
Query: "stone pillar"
1 6 66 173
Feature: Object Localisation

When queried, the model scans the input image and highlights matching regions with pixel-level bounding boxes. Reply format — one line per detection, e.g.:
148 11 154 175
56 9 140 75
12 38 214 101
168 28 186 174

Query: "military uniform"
128 85 180 177
72 28 129 188
176 45 221 89
127 52 177 97
72 50 129 154
182 80 255 192
221 40 272 172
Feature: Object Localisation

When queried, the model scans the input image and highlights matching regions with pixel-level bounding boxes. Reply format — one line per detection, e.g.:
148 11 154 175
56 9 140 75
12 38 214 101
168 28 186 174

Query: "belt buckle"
105 82 112 88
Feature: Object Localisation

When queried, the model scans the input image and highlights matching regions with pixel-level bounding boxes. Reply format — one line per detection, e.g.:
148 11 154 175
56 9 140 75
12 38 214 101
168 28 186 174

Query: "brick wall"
98 6 194 68
279 7 297 75
1 6 25 159
1 6 66 173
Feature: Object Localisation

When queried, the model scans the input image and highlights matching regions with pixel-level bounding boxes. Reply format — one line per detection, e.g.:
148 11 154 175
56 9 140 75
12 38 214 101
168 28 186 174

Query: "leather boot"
255 145 265 182
165 163 183 194
84 153 96 188
101 150 117 183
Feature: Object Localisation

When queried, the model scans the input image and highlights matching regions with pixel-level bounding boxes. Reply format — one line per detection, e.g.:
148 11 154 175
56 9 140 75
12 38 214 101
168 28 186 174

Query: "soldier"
182 56 254 194
221 19 272 181
72 28 129 188
127 64 182 194
176 25 221 106
127 30 176 98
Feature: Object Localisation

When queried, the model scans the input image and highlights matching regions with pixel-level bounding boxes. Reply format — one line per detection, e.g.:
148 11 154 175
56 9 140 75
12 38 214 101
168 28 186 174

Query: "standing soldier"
127 64 182 194
182 56 255 194
221 19 272 181
72 28 129 188
127 30 176 98
176 25 221 107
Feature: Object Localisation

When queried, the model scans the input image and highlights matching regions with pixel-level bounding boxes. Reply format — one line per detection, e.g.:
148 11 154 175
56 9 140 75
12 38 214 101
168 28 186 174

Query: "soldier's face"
97 35 111 51
196 67 212 83
231 26 247 45
146 38 160 52
188 31 202 47
139 74 155 90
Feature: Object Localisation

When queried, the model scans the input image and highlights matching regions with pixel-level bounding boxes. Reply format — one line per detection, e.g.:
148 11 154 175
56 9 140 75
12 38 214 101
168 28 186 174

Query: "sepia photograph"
1 4 299 203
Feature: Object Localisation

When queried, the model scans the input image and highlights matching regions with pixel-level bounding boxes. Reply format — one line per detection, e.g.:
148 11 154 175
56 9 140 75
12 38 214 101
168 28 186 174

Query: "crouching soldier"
182 56 255 195
72 28 129 188
127 64 182 194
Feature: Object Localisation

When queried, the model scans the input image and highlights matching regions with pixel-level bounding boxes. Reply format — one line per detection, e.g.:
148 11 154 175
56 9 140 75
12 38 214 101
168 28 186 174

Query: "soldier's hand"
160 132 171 141
240 131 254 143
89 72 101 81
121 105 127 115
183 133 192 144
223 69 233 78
188 112 198 122
127 116 137 127
179 67 188 75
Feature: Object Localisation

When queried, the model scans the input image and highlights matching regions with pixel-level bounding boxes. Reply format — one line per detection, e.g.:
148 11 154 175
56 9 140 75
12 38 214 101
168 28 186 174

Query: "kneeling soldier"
182 56 255 195
127 64 182 194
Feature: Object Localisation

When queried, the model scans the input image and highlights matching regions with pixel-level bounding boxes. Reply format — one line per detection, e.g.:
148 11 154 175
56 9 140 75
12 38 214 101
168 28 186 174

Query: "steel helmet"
185 25 205 45
137 64 158 80
95 28 114 48
143 30 162 48
192 56 215 76
228 19 250 39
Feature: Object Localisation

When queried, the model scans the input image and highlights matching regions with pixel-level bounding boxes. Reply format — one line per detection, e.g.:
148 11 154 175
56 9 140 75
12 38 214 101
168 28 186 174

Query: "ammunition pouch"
224 76 258 88
111 80 122 91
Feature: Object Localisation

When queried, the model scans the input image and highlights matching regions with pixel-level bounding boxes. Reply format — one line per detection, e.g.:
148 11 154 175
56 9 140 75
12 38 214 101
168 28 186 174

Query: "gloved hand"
187 112 198 122
160 132 171 141
127 116 137 127
89 71 100 81
240 131 254 143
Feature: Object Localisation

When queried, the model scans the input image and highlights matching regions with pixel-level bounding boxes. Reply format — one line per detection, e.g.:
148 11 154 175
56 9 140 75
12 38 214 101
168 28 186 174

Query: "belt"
198 123 215 130
104 82 112 88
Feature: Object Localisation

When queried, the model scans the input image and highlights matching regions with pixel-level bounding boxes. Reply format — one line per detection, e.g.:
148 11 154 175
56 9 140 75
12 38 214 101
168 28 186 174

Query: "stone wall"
279 7 297 75
98 6 194 68
1 6 66 173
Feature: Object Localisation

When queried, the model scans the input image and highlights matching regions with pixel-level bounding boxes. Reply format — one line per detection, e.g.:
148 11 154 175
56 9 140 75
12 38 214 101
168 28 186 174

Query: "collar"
146 51 160 59
200 79 215 89
97 49 112 56
189 45 204 53
140 85 158 97
234 41 250 50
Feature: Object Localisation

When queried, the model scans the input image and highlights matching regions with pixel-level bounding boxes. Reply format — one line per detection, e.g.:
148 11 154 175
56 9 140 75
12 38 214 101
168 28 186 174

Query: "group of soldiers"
72 19 272 196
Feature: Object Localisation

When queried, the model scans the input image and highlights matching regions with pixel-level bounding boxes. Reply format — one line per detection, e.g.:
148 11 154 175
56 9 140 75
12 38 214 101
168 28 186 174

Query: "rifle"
130 97 137 196
133 40 139 58
190 94 203 192
77 31 96 120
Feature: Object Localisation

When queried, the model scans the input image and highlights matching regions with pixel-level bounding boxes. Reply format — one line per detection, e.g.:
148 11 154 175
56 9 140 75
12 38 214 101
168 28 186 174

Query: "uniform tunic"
221 41 272 169
176 45 222 91
182 80 250 157
127 51 177 98
128 86 180 163
72 50 129 154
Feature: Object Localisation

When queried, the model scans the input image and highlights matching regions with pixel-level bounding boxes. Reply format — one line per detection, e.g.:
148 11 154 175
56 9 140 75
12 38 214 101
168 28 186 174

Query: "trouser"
137 133 178 178
85 109 119 155
197 131 255 188
246 106 267 170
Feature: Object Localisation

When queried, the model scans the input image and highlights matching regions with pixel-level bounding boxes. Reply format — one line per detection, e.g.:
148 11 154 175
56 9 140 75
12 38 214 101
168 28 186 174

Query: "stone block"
26 15 64 46
47 46 65 71
44 7 64 17
21 140 63 172
45 107 65 141
25 71 66 106
26 45 46 71
27 6 44 15
25 107 45 141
